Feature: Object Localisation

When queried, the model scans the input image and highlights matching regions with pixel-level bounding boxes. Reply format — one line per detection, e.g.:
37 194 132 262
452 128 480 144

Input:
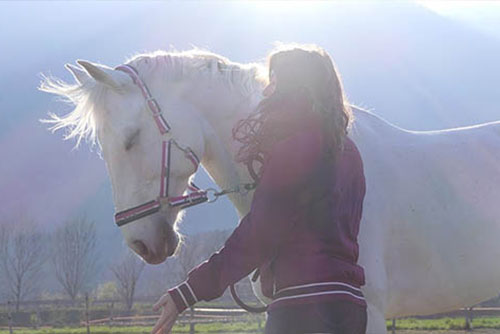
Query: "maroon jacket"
168 101 366 313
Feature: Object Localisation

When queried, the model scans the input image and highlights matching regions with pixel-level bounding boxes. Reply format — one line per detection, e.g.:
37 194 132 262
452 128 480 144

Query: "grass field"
2 317 500 334
390 317 500 330
0 321 259 334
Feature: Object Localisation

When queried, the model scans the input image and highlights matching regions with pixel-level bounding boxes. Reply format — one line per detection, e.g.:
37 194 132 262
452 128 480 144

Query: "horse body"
42 51 500 333
351 111 500 320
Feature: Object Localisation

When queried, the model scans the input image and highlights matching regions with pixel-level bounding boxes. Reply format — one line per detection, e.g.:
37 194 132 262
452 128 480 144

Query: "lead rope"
230 285 268 313
213 181 269 313
230 268 268 313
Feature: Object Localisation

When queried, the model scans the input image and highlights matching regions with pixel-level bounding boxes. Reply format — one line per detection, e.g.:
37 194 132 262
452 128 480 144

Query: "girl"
152 44 367 334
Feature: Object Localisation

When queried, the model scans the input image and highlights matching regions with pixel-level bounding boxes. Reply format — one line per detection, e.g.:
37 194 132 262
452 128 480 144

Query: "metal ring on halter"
205 188 219 203
237 184 250 196
237 182 258 196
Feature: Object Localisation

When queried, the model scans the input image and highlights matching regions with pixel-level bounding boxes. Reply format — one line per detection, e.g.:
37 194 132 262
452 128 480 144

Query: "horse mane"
127 49 266 97
40 48 266 147
39 75 106 148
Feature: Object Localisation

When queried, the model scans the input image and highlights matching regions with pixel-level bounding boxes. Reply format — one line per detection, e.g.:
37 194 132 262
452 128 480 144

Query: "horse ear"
65 63 91 85
76 60 131 89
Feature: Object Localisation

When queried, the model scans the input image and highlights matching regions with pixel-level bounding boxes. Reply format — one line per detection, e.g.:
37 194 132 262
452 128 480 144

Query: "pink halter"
114 63 262 313
113 64 257 227
113 64 208 227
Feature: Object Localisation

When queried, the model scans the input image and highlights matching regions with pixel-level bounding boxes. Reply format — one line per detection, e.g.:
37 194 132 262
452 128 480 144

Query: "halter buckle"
147 98 162 115
205 188 219 203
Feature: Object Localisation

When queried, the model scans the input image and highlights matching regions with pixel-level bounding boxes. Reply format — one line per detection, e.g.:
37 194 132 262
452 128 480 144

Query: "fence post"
35 304 41 330
109 302 114 327
7 300 13 334
85 293 90 334
189 307 195 334
465 307 473 331
391 318 396 334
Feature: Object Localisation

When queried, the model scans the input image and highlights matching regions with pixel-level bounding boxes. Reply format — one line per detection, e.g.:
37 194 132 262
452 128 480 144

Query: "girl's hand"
152 293 179 334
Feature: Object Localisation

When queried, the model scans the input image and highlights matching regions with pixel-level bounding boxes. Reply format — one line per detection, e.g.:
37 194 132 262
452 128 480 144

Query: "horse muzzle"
129 218 179 264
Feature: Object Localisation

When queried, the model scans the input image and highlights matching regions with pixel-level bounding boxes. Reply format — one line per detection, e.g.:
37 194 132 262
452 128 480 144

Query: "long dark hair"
232 44 353 230
233 44 352 183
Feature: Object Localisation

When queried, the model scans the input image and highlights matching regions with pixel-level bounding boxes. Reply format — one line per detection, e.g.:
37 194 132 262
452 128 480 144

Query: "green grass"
0 321 262 334
3 317 500 333
386 316 500 330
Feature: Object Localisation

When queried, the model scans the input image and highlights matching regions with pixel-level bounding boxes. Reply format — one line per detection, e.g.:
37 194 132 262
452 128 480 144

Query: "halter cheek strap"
115 65 171 134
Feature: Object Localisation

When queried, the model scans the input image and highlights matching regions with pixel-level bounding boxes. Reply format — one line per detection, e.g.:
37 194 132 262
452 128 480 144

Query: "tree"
136 230 232 301
111 252 145 312
142 258 179 297
0 221 46 311
95 281 118 300
52 216 98 301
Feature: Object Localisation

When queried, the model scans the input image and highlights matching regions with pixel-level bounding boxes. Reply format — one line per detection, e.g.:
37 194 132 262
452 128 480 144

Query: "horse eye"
125 129 140 151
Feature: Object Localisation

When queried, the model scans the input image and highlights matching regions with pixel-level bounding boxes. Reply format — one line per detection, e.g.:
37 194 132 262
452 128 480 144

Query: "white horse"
41 50 500 333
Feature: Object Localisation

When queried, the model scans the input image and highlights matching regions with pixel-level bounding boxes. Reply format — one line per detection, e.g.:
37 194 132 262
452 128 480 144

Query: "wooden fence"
3 296 500 334
1 296 265 334
79 307 264 334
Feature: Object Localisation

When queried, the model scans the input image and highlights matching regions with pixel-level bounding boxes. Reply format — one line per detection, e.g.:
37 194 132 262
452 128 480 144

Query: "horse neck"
189 84 261 218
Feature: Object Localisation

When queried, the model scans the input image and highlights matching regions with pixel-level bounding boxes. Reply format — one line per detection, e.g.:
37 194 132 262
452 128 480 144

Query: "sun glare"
245 0 322 15
419 0 500 18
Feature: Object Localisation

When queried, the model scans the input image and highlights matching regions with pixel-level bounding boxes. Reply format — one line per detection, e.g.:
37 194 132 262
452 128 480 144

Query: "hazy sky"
419 0 500 38
1 0 499 236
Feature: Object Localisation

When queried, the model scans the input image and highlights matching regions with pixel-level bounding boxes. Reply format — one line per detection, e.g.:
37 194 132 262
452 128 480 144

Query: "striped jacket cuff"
168 281 199 313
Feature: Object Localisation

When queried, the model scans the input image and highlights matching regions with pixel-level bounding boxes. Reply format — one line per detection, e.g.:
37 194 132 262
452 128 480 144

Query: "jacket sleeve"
168 128 323 313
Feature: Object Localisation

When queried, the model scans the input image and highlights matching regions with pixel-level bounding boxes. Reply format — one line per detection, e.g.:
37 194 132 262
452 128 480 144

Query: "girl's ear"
263 70 277 97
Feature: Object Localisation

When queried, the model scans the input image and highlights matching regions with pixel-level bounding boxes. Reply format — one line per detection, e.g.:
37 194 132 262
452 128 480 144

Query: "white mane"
40 75 106 147
40 49 266 147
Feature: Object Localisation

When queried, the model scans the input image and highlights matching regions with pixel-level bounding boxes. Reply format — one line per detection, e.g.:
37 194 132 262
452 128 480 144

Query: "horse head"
41 58 207 264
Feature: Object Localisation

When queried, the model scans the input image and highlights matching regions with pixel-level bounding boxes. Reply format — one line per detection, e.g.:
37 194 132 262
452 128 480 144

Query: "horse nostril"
133 240 149 257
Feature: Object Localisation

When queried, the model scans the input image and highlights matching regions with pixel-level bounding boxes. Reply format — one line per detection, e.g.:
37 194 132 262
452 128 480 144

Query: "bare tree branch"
0 220 46 311
111 252 145 312
52 216 98 302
